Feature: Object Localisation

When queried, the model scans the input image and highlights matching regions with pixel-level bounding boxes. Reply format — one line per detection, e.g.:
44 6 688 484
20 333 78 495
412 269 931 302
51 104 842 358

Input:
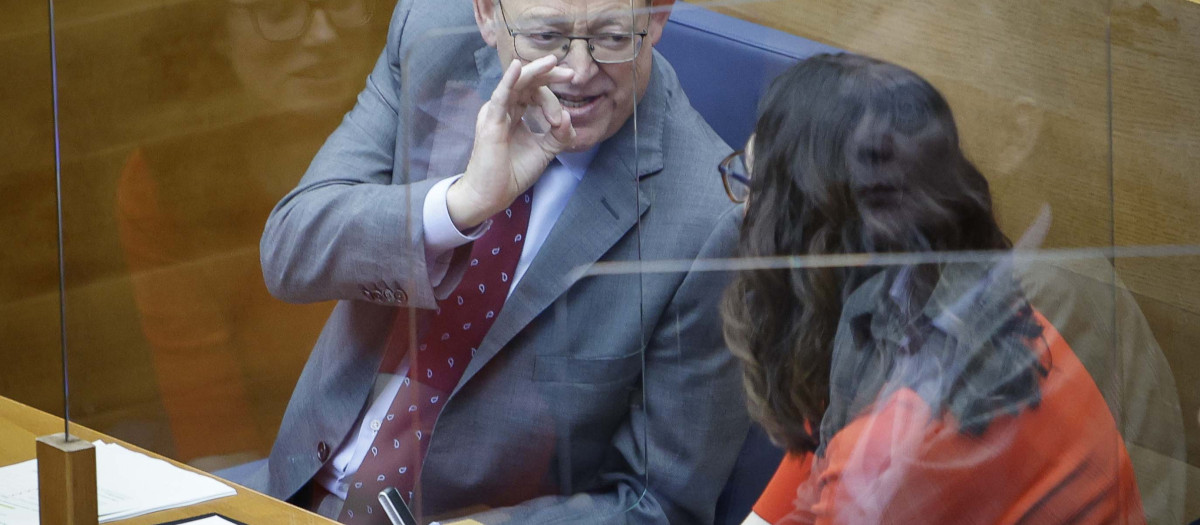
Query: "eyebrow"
509 6 637 30
589 15 637 29
586 5 639 25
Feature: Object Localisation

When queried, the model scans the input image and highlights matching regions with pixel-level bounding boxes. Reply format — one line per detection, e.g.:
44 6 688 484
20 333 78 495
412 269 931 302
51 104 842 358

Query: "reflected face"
483 0 667 152
224 1 374 113
835 3 1037 178
845 111 950 247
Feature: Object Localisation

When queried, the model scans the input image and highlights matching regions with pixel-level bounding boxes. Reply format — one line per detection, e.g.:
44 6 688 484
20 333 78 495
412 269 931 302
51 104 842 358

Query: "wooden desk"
0 395 334 524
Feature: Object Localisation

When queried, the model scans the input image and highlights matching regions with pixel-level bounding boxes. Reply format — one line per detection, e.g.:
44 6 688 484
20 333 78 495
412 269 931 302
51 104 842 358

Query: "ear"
474 0 499 47
643 0 675 47
992 96 1043 175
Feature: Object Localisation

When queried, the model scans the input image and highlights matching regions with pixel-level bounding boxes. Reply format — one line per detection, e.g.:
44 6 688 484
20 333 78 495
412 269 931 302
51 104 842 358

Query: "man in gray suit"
258 0 749 522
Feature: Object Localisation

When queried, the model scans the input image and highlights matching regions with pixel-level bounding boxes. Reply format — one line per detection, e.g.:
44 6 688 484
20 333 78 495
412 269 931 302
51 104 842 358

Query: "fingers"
533 86 574 147
491 58 573 120
488 58 575 151
522 86 573 145
533 86 563 128
521 104 548 134
547 107 575 147
486 60 524 126
512 56 573 94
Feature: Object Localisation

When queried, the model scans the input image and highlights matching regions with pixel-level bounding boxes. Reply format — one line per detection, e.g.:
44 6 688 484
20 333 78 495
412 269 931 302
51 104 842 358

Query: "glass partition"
42 0 393 467
658 0 1193 523
2 0 1193 522
1110 1 1200 519
0 1 66 419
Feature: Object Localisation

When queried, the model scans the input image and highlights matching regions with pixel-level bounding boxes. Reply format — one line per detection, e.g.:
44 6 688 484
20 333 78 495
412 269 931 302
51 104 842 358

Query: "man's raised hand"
447 57 576 229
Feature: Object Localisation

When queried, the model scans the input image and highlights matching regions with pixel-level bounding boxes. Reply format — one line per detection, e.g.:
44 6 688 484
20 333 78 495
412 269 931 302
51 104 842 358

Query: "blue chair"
658 4 839 523
658 2 840 149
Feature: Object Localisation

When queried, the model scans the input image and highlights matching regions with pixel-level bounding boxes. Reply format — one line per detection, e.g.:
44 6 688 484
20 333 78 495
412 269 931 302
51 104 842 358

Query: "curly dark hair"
722 53 1044 454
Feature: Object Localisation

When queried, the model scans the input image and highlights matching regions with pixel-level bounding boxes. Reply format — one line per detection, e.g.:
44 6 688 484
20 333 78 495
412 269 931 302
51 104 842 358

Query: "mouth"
554 92 603 114
854 184 904 207
293 61 342 81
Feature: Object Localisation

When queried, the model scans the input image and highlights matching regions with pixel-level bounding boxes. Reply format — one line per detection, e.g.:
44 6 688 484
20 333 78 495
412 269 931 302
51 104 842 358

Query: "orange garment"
115 111 345 462
752 311 1144 524
117 148 262 461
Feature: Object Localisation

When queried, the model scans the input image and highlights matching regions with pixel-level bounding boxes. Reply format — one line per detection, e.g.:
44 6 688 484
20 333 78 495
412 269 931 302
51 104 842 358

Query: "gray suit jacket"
257 0 749 523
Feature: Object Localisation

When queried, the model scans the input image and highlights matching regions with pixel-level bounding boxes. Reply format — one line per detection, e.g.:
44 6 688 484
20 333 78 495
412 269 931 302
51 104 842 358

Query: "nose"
559 39 598 85
857 133 896 166
301 9 339 46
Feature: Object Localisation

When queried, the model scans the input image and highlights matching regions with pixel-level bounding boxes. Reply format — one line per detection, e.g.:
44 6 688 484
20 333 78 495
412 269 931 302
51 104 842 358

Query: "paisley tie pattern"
339 189 534 523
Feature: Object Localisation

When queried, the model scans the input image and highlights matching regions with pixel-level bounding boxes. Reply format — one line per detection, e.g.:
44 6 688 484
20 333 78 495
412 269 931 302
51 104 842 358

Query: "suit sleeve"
259 0 467 308
462 206 751 524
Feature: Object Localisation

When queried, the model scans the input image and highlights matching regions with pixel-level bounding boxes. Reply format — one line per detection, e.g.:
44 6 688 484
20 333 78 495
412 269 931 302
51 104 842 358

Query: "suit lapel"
452 54 673 394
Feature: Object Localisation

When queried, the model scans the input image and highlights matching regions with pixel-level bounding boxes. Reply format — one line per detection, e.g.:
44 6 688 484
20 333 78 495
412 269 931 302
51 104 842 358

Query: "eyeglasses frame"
495 0 648 64
719 150 750 203
231 0 376 43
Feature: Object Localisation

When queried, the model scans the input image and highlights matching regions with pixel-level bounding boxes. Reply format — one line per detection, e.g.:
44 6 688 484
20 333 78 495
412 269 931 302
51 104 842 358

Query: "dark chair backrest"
658 2 840 149
657 4 839 523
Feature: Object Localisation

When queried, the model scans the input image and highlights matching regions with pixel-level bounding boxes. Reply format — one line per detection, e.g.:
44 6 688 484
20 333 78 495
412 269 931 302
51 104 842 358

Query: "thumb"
544 108 576 151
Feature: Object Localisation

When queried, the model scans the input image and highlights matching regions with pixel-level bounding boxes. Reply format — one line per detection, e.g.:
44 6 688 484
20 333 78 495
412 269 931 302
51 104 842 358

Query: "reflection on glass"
9 0 1194 522
0 0 62 419
230 0 376 43
112 0 386 469
725 54 1183 523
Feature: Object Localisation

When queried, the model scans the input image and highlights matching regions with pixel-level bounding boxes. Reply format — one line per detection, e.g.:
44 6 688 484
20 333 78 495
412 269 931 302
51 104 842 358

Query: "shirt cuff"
423 176 490 286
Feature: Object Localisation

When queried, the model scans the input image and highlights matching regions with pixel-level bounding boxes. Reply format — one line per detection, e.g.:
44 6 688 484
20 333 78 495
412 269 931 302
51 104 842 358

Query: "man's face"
477 0 670 152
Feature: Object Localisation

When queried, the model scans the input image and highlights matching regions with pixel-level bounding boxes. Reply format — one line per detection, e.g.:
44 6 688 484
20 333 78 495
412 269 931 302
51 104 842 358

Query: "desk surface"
0 396 335 524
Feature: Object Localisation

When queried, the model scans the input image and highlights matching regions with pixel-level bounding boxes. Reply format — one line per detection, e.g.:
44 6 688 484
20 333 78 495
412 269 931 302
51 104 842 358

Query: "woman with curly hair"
722 53 1146 524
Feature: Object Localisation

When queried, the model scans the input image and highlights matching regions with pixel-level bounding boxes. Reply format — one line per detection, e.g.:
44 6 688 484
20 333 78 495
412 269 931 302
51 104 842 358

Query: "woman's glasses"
231 0 375 42
719 150 750 203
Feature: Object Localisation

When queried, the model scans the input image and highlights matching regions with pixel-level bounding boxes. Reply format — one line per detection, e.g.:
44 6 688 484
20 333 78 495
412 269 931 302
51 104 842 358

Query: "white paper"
177 516 241 525
0 441 237 524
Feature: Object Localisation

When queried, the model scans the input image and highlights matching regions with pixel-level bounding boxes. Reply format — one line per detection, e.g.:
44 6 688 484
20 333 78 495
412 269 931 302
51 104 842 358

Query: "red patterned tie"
339 190 533 523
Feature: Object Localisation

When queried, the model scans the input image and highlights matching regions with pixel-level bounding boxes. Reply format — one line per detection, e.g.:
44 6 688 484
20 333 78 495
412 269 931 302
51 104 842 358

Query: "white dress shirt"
316 148 597 500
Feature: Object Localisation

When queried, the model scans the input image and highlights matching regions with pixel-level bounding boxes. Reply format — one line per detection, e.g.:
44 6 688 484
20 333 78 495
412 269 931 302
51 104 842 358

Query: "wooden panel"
1136 290 1200 461
1111 0 1200 314
707 0 1115 248
1132 292 1200 517
0 395 335 523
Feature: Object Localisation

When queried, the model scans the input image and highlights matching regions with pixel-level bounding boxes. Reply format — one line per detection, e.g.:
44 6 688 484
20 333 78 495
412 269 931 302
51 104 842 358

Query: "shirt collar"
556 147 600 180
845 263 1001 341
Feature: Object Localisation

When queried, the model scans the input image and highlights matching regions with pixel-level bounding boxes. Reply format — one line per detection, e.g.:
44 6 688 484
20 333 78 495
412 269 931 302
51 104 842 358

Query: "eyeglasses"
496 0 647 64
231 0 375 42
719 150 750 203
